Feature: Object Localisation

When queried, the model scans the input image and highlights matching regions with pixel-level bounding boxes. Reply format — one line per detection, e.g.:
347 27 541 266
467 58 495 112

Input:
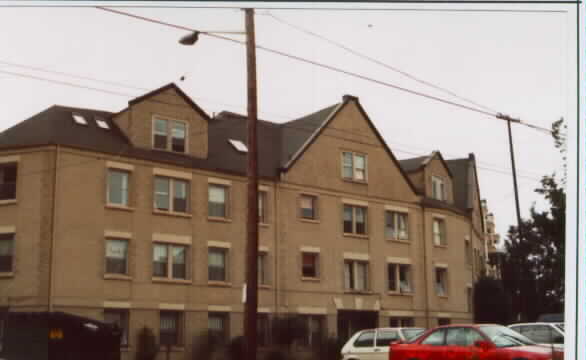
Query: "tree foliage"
474 275 513 324
499 118 565 322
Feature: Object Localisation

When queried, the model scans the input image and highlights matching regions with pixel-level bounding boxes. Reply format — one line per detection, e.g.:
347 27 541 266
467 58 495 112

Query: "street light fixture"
178 10 259 360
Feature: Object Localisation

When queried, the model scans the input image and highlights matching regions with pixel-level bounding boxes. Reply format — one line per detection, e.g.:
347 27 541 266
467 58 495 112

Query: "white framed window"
432 218 447 246
153 116 187 153
154 177 189 213
344 260 369 291
107 169 130 206
208 184 229 218
431 176 446 201
435 267 448 296
385 211 409 241
301 252 319 279
387 263 412 294
104 309 129 346
300 194 318 220
0 233 14 273
342 152 367 182
153 243 188 280
160 311 183 346
343 205 367 235
208 247 228 282
105 239 129 275
0 163 17 201
95 117 110 130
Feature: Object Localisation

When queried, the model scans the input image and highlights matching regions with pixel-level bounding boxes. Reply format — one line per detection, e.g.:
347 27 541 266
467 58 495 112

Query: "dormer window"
431 176 446 201
153 116 187 153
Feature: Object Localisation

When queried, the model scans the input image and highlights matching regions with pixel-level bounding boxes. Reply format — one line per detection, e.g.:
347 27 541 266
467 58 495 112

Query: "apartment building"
0 83 487 359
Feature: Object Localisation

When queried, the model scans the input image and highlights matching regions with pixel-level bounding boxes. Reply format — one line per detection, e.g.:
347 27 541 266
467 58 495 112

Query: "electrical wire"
262 11 498 114
95 6 555 135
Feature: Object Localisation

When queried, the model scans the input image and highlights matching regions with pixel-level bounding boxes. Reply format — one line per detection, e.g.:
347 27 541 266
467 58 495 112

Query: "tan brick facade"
0 87 488 360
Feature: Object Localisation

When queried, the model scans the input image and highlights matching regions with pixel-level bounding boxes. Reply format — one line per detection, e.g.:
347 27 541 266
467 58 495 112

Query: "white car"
508 322 564 350
340 327 425 360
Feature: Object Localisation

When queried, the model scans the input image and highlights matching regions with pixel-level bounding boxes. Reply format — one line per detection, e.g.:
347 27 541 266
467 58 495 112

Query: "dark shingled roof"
446 158 471 211
398 155 429 173
280 103 341 165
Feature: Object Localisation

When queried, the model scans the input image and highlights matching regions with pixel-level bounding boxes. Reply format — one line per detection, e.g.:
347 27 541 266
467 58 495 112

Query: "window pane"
153 244 168 277
356 262 367 291
301 195 316 219
355 207 366 234
354 331 375 347
171 122 186 153
208 249 226 281
385 212 396 239
0 164 17 200
258 192 266 223
398 214 408 240
154 119 168 150
422 329 446 346
209 185 227 217
172 246 186 279
154 177 170 211
0 235 14 273
342 152 353 178
302 253 317 278
399 265 411 293
208 313 229 340
344 262 353 289
160 312 179 346
106 239 128 275
258 253 267 284
343 206 353 233
388 264 397 291
173 180 188 213
108 170 129 206
354 155 366 180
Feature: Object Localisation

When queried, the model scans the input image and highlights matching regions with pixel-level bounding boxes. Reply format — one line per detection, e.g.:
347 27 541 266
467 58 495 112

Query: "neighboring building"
482 199 503 279
0 83 487 359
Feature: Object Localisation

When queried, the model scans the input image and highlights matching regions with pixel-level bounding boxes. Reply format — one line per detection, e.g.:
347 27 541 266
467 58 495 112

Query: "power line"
95 6 555 135
262 11 498 114
0 67 547 181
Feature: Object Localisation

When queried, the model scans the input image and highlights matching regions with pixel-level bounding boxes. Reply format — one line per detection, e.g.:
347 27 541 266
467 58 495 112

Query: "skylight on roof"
95 118 110 130
72 113 87 125
228 139 248 153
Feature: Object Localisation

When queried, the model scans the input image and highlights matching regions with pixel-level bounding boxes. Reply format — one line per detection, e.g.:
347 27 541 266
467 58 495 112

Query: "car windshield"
480 325 537 348
402 328 425 342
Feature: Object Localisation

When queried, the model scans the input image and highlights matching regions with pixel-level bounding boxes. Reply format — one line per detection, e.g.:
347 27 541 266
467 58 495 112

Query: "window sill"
0 199 17 206
207 281 232 287
299 218 320 224
259 222 270 228
105 204 135 212
387 239 411 244
434 244 448 249
158 345 185 352
344 290 373 295
437 294 449 299
0 272 14 278
152 277 192 285
153 210 192 218
342 178 368 185
259 284 271 289
301 277 321 282
343 233 369 240
104 274 132 281
208 216 232 223
387 291 414 297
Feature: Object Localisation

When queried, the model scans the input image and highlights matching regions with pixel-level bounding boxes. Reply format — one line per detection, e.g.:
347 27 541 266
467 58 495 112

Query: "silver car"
508 322 564 350
340 327 425 360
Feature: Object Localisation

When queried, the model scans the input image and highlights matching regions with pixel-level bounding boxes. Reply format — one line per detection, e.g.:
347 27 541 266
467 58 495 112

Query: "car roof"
509 322 560 326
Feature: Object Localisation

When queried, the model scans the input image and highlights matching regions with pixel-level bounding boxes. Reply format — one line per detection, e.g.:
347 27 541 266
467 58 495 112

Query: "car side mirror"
474 340 493 351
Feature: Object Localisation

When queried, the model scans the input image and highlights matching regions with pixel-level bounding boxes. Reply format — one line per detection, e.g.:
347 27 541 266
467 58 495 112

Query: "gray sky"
0 3 575 240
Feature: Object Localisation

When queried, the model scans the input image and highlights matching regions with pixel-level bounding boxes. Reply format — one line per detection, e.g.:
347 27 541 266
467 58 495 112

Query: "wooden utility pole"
243 8 259 360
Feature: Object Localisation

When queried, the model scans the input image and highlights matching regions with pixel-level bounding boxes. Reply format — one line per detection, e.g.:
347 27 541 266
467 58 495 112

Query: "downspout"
421 201 431 329
274 180 280 316
48 144 60 312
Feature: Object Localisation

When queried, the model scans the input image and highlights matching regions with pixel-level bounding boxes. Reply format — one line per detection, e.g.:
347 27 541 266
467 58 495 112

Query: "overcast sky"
0 2 576 240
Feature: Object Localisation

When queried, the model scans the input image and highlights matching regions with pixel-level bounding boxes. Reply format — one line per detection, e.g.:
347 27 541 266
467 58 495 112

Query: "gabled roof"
125 83 211 121
398 151 453 178
446 154 486 231
282 95 418 195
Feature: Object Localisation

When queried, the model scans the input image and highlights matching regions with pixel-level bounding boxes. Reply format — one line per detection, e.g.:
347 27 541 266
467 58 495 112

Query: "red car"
389 324 564 360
